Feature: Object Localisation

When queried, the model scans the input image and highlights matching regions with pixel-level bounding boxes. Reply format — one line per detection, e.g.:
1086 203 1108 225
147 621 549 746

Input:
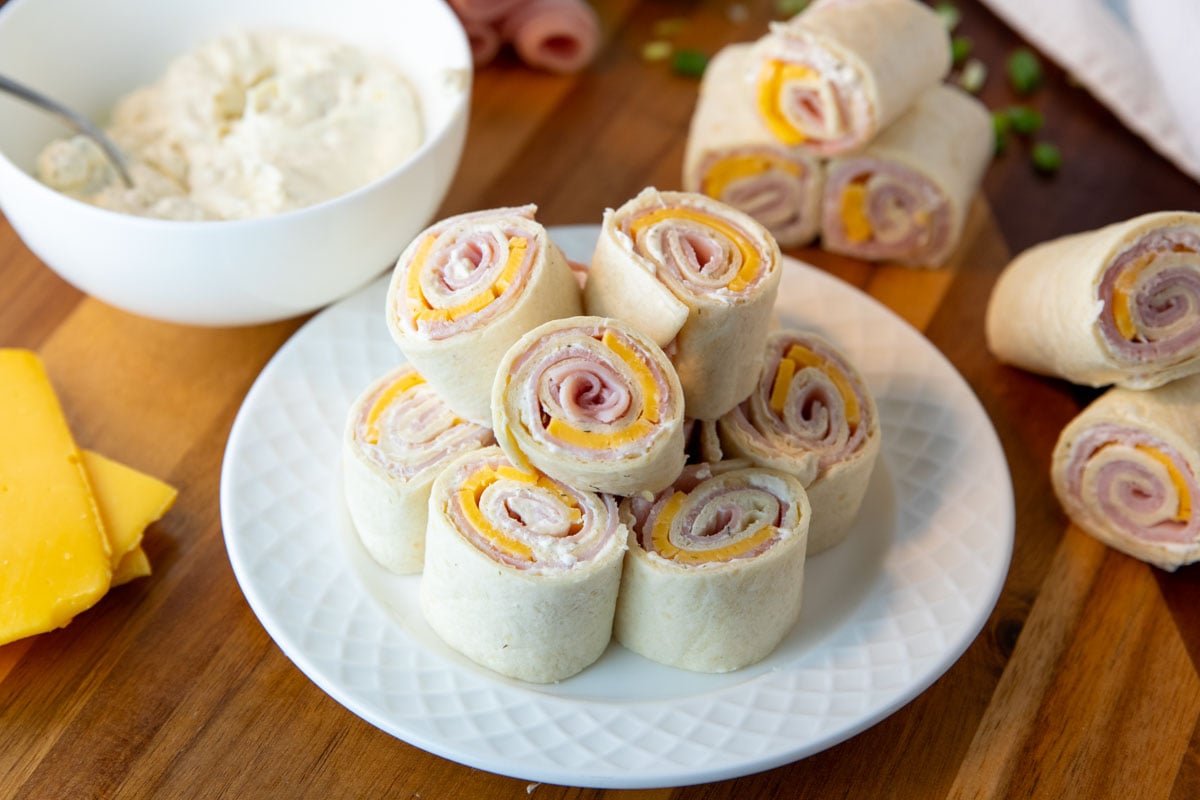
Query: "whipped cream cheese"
36 30 422 220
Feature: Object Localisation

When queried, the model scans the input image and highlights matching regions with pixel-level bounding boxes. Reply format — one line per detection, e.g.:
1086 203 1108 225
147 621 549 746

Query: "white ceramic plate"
220 225 1014 789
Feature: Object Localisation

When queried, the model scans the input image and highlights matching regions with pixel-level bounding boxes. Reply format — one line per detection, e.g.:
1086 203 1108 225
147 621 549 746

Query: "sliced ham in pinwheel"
986 211 1200 389
717 330 880 553
492 316 686 496
1052 376 1200 571
583 187 782 420
750 0 950 156
419 446 627 683
820 84 992 267
683 44 824 249
385 205 582 424
614 461 810 673
342 366 494 574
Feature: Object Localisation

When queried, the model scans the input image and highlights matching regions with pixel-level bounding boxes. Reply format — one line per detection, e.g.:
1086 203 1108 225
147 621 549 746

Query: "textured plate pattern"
220 225 1014 789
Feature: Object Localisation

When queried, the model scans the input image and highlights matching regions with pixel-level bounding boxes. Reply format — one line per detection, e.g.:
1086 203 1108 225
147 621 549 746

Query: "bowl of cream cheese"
0 0 472 326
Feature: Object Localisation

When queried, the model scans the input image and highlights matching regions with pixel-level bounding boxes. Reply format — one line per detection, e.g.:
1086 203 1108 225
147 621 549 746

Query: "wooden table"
4 1 1200 797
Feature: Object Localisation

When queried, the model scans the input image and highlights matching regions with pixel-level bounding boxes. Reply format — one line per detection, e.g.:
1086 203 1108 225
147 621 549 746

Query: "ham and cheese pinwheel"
583 188 782 420
492 316 686 496
821 84 992 267
683 44 824 249
1052 375 1200 571
342 365 493 574
750 0 950 156
986 212 1200 389
614 462 810 673
717 331 880 554
419 446 626 683
386 205 582 424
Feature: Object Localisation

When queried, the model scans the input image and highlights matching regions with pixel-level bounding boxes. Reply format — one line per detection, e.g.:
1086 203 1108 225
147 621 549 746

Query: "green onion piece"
935 2 961 30
951 35 973 66
992 111 1011 156
775 0 810 17
1031 141 1062 174
641 41 672 62
671 49 709 78
958 58 987 93
1006 105 1044 135
1007 48 1043 95
652 18 686 38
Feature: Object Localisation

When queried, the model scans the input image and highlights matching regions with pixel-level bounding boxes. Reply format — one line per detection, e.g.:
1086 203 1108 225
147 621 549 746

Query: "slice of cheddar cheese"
82 449 177 585
0 350 112 645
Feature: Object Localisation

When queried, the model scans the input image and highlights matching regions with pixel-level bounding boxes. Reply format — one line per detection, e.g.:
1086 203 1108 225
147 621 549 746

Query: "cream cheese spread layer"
36 30 422 220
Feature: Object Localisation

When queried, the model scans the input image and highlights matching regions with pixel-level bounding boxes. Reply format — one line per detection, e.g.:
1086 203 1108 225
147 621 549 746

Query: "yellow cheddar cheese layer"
83 450 177 572
406 234 529 325
0 350 111 645
456 464 584 561
629 208 761 292
756 60 815 146
649 491 779 564
1112 260 1147 341
363 371 425 445
1134 444 1192 522
545 331 660 449
840 180 873 244
769 344 861 428
702 153 803 200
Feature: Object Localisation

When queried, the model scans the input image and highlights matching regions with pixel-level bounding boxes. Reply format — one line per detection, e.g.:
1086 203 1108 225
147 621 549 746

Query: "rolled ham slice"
750 0 950 156
820 84 992 267
492 316 686 496
716 330 880 553
386 205 582 424
985 211 1200 389
446 0 527 24
583 187 782 420
1051 375 1200 571
420 446 627 683
683 44 824 249
500 0 601 75
342 366 494 573
614 461 810 673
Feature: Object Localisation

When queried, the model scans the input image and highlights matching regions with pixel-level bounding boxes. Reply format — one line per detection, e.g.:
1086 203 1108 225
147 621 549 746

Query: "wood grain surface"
3 1 1200 797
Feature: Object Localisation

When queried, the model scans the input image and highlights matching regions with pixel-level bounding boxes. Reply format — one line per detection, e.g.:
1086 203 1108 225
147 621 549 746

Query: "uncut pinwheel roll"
717 330 880 554
419 446 626 683
1052 375 1200 571
682 44 824 249
820 84 992 267
614 461 810 673
583 187 782 420
385 205 582 424
342 365 493 574
492 316 686 496
986 211 1200 389
750 0 950 156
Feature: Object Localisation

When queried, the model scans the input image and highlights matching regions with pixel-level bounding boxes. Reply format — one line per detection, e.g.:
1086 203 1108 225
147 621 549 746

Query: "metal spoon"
0 73 133 187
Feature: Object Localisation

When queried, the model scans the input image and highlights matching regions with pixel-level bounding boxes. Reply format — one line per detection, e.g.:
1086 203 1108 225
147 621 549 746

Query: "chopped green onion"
641 41 672 62
775 0 811 17
1031 141 1062 174
935 2 961 30
1006 105 1044 135
958 58 987 93
992 111 1011 156
951 35 973 66
671 49 709 78
1007 48 1043 95
652 18 686 38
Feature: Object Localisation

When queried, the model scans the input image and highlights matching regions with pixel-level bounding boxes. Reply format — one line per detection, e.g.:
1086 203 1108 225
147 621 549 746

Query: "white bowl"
0 0 471 326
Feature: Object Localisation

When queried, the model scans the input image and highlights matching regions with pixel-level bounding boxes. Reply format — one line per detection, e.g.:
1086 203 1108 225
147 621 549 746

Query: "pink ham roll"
500 0 601 74
446 0 527 24
1052 375 1200 571
492 315 686 496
